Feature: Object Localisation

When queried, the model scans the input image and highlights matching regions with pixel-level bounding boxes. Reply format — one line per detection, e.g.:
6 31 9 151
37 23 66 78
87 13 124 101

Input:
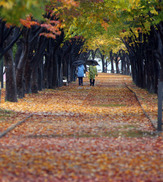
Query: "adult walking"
77 64 85 86
89 63 98 86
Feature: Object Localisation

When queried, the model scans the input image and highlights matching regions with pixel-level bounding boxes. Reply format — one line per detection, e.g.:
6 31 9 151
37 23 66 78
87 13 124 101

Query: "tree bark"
0 58 4 88
110 50 114 73
24 59 32 93
16 39 28 98
4 47 17 102
31 67 38 93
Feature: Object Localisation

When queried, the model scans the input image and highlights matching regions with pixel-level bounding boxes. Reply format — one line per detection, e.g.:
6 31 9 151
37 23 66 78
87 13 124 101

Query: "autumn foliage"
20 16 39 28
0 74 162 181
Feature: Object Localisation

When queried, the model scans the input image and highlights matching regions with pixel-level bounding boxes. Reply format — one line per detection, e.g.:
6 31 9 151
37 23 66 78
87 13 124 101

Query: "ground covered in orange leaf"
0 73 162 182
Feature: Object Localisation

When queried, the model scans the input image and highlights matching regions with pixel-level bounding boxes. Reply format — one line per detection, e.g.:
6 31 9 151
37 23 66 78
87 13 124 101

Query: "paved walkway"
0 73 162 182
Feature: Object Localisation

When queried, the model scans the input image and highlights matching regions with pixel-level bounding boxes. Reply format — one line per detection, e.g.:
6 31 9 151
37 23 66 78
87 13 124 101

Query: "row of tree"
0 0 162 102
123 24 163 93
0 20 90 102
82 0 163 94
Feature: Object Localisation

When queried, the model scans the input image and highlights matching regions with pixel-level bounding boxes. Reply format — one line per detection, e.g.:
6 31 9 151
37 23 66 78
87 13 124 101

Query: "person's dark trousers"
90 79 92 86
92 79 95 86
90 79 95 86
78 77 83 86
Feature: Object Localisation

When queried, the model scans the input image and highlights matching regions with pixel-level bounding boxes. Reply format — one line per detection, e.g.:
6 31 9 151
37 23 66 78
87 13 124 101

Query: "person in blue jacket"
77 64 85 86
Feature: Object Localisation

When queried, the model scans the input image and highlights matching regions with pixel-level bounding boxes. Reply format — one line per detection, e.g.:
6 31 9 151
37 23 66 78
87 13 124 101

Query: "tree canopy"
0 0 162 53
0 0 46 25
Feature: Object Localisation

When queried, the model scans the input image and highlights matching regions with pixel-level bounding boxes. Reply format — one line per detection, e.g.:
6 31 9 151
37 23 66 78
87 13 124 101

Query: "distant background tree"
0 0 162 103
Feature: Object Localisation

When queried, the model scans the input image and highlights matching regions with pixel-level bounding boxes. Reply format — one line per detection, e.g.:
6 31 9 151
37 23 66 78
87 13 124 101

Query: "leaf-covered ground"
0 73 162 182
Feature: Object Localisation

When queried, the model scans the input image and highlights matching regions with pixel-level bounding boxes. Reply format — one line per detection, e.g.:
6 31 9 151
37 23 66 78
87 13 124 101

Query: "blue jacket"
77 64 85 77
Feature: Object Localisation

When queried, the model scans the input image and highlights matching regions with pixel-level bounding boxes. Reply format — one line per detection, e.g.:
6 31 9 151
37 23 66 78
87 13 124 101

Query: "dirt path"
0 73 162 182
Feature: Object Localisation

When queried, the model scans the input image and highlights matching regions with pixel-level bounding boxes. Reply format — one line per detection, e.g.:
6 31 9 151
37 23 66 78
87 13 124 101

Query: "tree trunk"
48 57 54 89
16 39 28 98
38 58 44 91
101 55 105 72
110 50 114 73
4 48 17 102
0 58 4 88
31 67 38 93
115 56 120 74
53 54 59 88
24 59 32 93
126 55 131 75
58 60 63 87
67 55 71 82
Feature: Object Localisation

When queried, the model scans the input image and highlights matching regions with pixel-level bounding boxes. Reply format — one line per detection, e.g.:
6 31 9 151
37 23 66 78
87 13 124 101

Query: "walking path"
0 73 162 182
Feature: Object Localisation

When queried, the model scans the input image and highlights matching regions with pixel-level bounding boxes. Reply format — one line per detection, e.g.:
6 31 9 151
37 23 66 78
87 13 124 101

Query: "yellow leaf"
0 1 14 9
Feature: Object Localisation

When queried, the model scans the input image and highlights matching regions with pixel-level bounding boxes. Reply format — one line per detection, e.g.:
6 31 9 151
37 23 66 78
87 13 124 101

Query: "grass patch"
124 130 157 137
0 108 14 120
103 130 157 137
26 130 157 138
93 104 126 107
121 124 136 129
26 134 100 138
0 108 13 115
